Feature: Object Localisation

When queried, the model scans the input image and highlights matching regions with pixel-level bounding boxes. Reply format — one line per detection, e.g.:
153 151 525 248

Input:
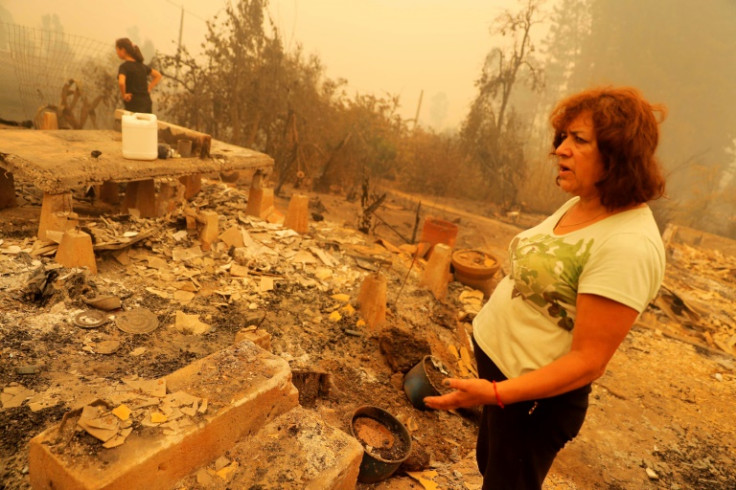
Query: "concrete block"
184 407 363 490
420 243 453 300
179 174 202 200
29 341 299 490
185 214 198 231
121 180 157 218
0 170 17 209
198 211 219 251
55 229 97 274
357 272 387 331
38 192 78 240
284 193 310 234
40 111 59 130
245 187 275 219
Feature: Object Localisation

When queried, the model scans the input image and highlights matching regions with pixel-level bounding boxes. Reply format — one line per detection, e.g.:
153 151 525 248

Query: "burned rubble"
0 176 490 489
0 171 735 489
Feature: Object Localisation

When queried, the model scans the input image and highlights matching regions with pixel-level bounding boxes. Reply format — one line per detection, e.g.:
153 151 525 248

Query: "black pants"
473 338 591 490
124 94 153 114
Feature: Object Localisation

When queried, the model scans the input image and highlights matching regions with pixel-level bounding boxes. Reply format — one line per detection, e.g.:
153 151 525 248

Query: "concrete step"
29 341 299 490
180 406 364 489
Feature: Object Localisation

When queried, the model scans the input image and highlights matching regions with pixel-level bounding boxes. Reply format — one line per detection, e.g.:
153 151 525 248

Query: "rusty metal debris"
73 310 109 329
116 309 159 334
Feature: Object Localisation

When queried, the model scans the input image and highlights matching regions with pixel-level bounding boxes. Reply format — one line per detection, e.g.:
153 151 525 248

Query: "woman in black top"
115 38 162 114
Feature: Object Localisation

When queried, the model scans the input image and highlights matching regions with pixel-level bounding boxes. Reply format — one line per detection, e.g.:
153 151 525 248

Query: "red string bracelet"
492 380 505 409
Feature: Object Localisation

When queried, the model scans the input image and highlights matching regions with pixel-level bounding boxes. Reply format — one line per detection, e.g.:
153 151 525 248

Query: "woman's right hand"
123 93 132 102
423 378 496 410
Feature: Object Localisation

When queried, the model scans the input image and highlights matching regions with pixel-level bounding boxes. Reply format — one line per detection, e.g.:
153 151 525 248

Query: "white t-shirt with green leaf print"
473 197 665 379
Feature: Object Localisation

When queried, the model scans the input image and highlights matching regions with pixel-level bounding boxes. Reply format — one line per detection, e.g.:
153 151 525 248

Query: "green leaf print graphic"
510 234 594 331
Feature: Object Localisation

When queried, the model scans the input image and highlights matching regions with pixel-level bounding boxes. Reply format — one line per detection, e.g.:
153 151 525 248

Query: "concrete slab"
0 130 272 194
179 406 363 490
29 341 299 490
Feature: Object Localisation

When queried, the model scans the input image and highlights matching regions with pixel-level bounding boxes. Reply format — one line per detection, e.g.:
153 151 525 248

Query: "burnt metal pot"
350 405 412 483
403 355 446 410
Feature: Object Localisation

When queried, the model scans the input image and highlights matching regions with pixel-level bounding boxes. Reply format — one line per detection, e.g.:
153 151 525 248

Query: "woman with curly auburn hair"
426 87 667 489
550 86 667 209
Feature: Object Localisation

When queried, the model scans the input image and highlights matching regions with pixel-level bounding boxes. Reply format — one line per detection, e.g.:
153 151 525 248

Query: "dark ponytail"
115 37 144 63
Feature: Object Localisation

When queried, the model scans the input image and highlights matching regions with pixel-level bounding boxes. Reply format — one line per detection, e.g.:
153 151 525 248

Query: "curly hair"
550 87 666 209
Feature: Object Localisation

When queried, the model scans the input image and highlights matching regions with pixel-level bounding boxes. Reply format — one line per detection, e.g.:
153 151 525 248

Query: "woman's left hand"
423 378 495 410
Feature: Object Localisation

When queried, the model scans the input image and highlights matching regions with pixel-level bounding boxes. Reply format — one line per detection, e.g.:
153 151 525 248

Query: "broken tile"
151 412 168 424
145 287 169 299
1 384 36 409
309 246 338 267
315 268 333 281
173 290 196 304
130 347 147 357
240 230 257 248
230 264 250 278
406 470 440 490
112 404 131 421
275 229 299 239
196 469 215 486
26 389 59 412
180 405 197 417
331 293 351 303
172 245 204 262
123 377 167 398
216 462 239 481
219 226 245 248
174 311 212 335
165 391 201 407
290 250 318 264
259 277 274 292
174 281 198 292
214 456 231 471
147 256 169 270
102 427 133 449
77 406 119 442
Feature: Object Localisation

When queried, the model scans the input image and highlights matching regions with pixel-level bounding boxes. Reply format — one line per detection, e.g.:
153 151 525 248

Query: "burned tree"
461 0 544 211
